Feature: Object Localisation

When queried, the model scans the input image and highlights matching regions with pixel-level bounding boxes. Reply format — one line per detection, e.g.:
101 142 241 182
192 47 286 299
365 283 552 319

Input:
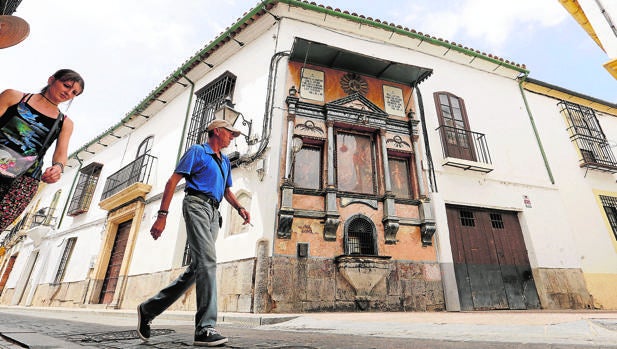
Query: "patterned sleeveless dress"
0 94 63 231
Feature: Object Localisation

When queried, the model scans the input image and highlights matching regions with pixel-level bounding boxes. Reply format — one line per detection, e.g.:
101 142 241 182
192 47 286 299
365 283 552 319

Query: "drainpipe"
57 157 83 229
177 74 195 163
517 74 555 184
236 51 290 166
415 85 437 192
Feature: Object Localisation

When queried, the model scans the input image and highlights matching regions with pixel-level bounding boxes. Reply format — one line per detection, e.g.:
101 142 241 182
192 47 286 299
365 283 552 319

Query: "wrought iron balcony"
101 154 156 200
571 133 617 173
436 125 493 173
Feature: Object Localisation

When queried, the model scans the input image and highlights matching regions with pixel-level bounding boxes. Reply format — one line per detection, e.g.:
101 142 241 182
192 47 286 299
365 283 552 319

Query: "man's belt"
185 188 220 209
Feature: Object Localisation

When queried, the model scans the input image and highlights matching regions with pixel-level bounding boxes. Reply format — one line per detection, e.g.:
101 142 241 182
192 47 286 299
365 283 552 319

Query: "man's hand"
150 216 167 240
238 208 251 225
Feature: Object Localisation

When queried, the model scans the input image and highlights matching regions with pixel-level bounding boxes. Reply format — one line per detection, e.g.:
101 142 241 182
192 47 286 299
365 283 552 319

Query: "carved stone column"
284 109 297 180
380 129 399 244
278 180 294 239
324 120 339 241
277 98 298 239
409 118 427 198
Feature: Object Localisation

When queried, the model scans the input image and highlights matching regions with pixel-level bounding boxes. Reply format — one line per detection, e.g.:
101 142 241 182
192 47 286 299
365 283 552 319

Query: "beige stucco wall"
584 273 617 310
533 268 594 310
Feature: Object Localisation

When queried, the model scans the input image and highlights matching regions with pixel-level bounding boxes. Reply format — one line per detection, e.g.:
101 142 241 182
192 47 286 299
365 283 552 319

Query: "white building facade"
1 0 616 313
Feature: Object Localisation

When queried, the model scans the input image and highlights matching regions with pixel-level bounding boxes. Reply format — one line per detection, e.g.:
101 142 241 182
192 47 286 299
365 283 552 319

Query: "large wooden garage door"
447 205 540 310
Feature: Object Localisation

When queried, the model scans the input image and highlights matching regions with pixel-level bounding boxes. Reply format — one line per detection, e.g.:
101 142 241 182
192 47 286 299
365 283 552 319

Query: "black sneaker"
194 327 228 347
136 304 152 342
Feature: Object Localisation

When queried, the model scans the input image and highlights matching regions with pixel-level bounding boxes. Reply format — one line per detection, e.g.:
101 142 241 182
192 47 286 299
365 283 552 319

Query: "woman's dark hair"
41 69 85 95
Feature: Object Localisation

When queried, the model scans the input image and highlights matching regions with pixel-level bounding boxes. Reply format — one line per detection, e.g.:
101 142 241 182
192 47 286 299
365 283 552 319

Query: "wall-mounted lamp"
407 110 416 118
31 211 47 226
214 97 257 145
214 97 241 123
289 85 297 96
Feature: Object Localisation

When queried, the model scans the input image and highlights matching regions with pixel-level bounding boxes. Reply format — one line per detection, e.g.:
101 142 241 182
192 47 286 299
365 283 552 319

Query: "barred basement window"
53 237 77 285
344 215 377 255
67 163 103 216
185 71 236 149
600 195 617 241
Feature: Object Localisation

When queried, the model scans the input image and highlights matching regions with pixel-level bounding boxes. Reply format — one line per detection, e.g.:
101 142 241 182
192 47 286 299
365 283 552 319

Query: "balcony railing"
436 125 493 172
571 133 617 173
101 154 156 200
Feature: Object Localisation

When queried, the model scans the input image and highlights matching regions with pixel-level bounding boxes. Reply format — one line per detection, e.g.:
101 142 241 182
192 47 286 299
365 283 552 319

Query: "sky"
2 0 616 154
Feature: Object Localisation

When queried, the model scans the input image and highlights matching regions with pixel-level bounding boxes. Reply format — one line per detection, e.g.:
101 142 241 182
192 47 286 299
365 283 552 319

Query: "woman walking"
0 69 84 230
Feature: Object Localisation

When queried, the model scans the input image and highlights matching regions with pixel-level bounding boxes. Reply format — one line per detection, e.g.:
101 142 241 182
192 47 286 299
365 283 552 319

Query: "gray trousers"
140 195 220 333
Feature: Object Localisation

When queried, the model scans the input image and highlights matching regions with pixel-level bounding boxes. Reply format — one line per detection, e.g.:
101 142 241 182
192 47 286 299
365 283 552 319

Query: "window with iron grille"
53 237 76 285
185 72 236 149
558 101 617 172
460 210 475 227
600 195 617 241
345 215 377 255
490 213 504 229
67 163 103 216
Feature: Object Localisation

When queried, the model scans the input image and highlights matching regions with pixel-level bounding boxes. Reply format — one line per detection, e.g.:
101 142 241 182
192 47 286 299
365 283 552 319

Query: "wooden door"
0 254 17 295
447 206 540 310
99 220 131 304
434 92 476 161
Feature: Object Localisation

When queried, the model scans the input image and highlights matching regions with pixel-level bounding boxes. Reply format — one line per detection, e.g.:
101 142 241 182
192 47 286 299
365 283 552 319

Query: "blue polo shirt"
175 144 232 202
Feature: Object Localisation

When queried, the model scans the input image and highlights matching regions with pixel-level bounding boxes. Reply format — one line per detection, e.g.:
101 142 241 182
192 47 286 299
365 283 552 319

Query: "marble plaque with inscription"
383 85 405 117
300 68 325 101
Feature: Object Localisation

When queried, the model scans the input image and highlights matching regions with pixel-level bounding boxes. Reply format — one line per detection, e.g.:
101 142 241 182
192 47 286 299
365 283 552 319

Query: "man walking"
137 119 251 347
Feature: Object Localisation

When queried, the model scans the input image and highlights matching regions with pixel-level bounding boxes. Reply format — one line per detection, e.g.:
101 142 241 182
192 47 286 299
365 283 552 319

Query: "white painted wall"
523 90 617 274
578 0 617 58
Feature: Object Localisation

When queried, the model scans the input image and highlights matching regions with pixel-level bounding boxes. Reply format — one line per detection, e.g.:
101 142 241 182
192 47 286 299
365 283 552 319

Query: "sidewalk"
1 306 617 347
264 310 617 347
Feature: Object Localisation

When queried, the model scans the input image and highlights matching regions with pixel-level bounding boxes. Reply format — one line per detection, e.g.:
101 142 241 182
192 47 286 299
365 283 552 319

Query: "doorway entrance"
446 205 540 310
99 220 132 304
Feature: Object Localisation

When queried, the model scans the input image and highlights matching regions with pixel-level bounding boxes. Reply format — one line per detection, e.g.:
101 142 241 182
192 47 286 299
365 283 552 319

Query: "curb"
0 305 297 327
